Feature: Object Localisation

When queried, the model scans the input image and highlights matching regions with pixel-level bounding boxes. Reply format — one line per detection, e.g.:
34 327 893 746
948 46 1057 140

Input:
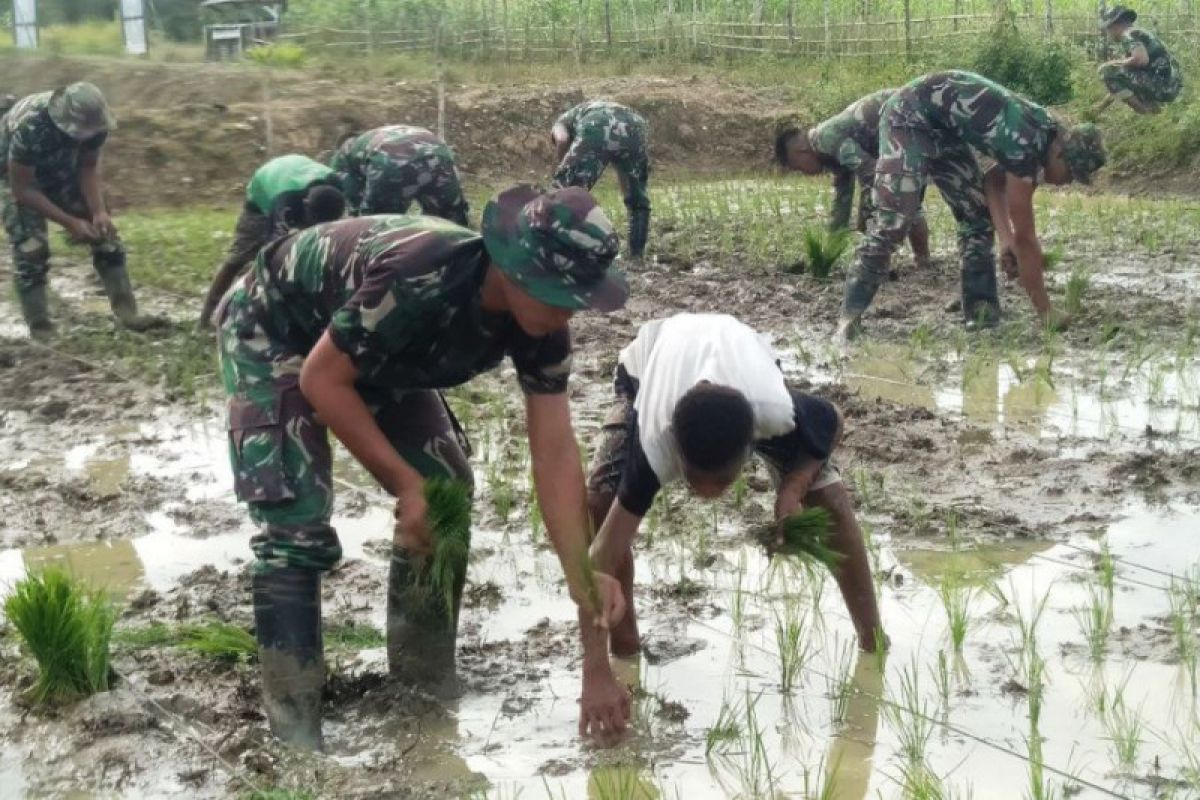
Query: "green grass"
4 568 116 705
1062 265 1091 317
937 578 974 654
704 696 742 757
324 620 385 651
117 207 239 297
798 226 852 280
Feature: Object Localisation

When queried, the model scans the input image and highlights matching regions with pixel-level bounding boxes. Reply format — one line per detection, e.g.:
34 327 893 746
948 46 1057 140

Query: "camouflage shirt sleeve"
555 105 582 137
8 117 42 164
327 265 429 381
508 326 572 395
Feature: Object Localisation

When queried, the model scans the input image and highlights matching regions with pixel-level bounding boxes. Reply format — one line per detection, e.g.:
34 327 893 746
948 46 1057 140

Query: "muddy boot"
253 567 324 751
96 262 164 332
17 284 54 340
627 208 651 260
386 546 464 697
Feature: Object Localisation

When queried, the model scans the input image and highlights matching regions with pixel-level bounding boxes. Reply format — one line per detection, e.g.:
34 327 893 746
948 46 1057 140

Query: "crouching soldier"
552 101 651 260
583 312 884 733
775 89 931 269
199 154 346 327
218 185 630 750
329 125 469 225
1095 5 1183 115
1 82 155 337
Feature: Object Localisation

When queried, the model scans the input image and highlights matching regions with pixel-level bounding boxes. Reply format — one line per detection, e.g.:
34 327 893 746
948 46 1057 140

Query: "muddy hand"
393 485 432 556
578 665 631 746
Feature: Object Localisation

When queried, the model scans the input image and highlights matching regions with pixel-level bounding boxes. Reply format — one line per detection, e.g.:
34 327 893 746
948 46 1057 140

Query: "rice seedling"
730 550 748 633
731 475 748 510
705 695 742 757
1073 584 1113 663
937 577 974 654
796 226 852 280
851 467 885 512
895 760 951 800
486 463 517 521
1011 581 1052 681
1103 695 1144 772
931 650 952 710
1167 579 1198 691
324 620 385 651
756 507 841 570
178 621 257 663
733 690 777 799
408 477 473 620
826 640 856 726
1026 649 1047 731
1024 728 1059 800
799 755 838 800
3 568 116 705
589 766 656 800
884 660 935 768
1096 539 1116 597
944 509 962 552
774 600 812 694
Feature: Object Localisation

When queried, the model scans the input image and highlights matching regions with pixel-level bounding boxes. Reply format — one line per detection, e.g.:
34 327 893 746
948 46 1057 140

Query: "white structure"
9 0 147 55
12 0 37 49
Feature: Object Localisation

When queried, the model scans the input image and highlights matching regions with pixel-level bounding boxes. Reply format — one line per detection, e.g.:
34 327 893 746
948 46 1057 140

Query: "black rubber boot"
627 208 651 260
386 546 465 697
17 283 54 340
252 567 324 751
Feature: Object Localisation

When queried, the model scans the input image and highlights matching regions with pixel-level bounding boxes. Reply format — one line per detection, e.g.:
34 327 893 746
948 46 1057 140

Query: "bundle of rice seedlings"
178 621 257 663
413 477 473 620
3 568 116 704
755 507 842 570
801 227 853 280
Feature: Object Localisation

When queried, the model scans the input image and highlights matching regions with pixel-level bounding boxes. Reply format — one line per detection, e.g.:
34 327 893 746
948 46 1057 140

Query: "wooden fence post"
604 0 613 52
903 0 912 61
823 0 831 56
575 0 585 65
1045 0 1054 34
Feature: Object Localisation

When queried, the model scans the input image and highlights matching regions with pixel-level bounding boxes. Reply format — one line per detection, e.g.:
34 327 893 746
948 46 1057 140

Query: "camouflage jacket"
0 91 106 191
887 70 1058 182
809 88 895 229
556 101 647 150
328 125 467 222
240 215 571 394
1120 28 1181 85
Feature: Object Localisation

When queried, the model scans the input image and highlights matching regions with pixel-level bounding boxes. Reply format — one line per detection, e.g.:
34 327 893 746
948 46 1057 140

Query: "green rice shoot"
177 621 257 663
3 568 116 705
758 507 842 569
800 227 852 280
417 477 473 620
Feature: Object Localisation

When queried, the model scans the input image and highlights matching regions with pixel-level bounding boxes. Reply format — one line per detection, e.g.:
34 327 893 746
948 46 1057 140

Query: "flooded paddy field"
0 175 1198 799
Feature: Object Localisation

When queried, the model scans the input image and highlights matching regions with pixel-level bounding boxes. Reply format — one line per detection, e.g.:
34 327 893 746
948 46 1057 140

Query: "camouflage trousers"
843 125 997 322
553 119 651 214
0 180 125 292
217 290 473 574
354 153 469 226
1099 63 1182 105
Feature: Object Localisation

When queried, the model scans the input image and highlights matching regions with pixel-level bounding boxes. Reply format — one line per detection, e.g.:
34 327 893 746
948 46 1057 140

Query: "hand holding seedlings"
393 481 433 556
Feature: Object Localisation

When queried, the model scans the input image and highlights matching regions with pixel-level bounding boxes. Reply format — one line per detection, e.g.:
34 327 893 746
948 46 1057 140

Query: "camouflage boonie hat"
48 82 115 139
1100 5 1137 27
482 184 627 312
1062 123 1106 185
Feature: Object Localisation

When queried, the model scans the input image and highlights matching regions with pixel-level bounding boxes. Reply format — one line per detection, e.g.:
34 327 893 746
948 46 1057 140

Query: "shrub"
246 42 307 68
971 17 1076 106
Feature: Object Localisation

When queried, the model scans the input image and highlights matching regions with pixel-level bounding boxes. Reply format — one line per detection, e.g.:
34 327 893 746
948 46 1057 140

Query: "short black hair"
305 184 346 225
774 127 805 166
673 383 755 472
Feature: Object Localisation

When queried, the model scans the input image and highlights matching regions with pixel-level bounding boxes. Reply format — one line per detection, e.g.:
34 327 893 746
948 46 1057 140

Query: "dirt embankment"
0 54 792 209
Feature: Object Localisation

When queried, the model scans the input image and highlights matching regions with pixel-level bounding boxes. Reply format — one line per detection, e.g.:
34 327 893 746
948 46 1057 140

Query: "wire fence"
279 2 1199 62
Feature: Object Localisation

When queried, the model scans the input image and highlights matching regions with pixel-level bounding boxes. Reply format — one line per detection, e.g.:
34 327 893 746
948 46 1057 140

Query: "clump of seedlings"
705 695 742 757
1073 583 1113 663
936 576 974 654
178 620 257 662
774 601 812 694
1063 265 1091 316
4 568 116 704
786 226 851 279
409 477 473 619
755 507 842 569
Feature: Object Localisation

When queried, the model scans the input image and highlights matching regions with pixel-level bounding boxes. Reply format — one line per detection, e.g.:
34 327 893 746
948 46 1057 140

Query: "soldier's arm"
1125 41 1150 67
830 169 855 231
8 160 93 235
78 147 117 239
1005 175 1054 318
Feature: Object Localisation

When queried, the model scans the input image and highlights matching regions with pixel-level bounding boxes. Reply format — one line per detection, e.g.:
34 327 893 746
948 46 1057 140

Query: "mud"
1 175 1199 796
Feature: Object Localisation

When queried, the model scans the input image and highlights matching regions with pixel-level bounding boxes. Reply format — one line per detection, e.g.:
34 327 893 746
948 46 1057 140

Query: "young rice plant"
410 477 473 620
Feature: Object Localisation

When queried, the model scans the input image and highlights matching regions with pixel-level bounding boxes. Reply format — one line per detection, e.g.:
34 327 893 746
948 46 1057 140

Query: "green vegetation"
704 696 742 757
796 226 852 280
759 507 841 569
414 477 473 619
1063 265 1091 317
114 619 256 663
937 577 974 653
4 568 115 705
324 620 385 651
971 15 1074 105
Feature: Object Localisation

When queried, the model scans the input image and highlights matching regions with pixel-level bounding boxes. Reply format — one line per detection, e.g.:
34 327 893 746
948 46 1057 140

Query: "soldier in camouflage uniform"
218 184 631 750
328 125 469 225
1095 6 1183 115
775 89 931 269
198 154 346 328
0 83 155 336
552 101 651 259
838 71 1106 341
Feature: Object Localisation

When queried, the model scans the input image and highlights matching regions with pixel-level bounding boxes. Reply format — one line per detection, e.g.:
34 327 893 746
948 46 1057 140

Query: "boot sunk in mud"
217 184 630 749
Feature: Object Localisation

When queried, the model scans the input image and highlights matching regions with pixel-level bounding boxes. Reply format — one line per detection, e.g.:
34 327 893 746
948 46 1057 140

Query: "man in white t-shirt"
579 314 884 738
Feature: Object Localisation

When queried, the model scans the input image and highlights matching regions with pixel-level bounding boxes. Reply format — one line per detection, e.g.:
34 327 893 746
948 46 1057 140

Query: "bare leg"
805 481 884 651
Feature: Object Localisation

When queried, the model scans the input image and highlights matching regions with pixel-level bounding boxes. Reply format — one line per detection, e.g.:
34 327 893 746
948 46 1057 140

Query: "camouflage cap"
1100 5 1137 27
48 82 115 139
1062 123 1106 185
482 184 627 312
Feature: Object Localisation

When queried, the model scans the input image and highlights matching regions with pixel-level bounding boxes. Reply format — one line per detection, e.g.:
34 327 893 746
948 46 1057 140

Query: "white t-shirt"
618 313 797 484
